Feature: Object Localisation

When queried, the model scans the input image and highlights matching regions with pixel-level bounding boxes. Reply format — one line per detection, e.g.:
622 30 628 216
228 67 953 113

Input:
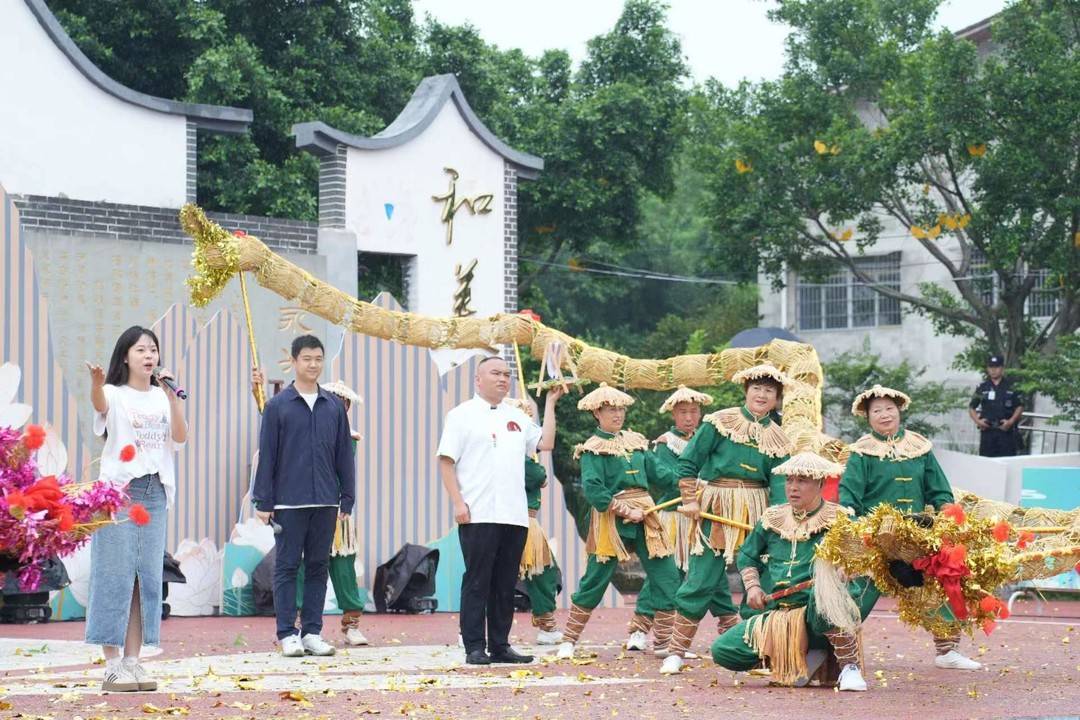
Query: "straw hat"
732 363 794 387
771 452 844 481
851 384 911 417
321 380 362 405
659 385 714 414
577 382 635 411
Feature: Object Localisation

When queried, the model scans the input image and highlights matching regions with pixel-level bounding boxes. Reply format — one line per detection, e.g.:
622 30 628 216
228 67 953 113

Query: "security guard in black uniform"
969 355 1024 457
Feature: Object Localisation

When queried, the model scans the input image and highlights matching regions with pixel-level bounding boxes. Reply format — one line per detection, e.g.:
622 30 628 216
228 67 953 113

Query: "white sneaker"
280 633 305 657
838 663 868 691
556 641 575 660
536 629 564 645
345 627 369 646
122 657 157 691
301 633 336 656
102 659 139 692
660 654 683 675
934 650 981 670
625 630 648 651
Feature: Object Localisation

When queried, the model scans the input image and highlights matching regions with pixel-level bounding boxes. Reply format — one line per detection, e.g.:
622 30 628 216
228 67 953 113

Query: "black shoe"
489 648 534 664
465 650 492 665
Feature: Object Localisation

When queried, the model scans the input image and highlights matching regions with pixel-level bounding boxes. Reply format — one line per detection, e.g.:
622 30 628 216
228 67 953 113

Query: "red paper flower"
56 506 75 532
992 520 1011 543
22 424 46 450
941 503 966 526
982 618 997 635
517 308 542 323
128 503 151 527
119 444 137 462
233 229 247 237
1016 530 1035 549
979 594 1009 619
913 542 971 620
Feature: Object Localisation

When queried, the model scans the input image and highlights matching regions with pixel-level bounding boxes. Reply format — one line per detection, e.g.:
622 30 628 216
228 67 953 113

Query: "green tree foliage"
822 340 970 441
50 0 765 479
1016 334 1080 424
691 0 1080 369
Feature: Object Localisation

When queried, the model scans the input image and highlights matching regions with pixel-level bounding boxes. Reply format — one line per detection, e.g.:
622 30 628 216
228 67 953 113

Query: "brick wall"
318 145 348 228
13 195 318 254
503 164 518 314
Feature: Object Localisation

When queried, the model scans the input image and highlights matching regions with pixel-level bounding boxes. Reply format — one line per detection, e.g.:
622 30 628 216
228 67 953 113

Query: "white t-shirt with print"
436 395 542 528
93 383 184 508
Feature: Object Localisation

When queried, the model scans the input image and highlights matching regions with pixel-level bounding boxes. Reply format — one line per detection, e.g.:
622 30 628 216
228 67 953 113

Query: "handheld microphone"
152 366 188 400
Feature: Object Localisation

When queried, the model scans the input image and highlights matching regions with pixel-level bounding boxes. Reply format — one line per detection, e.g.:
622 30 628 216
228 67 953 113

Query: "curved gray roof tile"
25 0 252 134
293 74 543 178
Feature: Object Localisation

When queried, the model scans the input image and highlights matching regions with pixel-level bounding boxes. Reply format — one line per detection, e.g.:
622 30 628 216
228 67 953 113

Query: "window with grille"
970 248 1059 319
796 254 902 330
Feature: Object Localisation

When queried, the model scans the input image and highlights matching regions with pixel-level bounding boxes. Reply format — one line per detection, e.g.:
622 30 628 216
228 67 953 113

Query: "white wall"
0 1 188 206
344 103 506 319
936 448 1080 504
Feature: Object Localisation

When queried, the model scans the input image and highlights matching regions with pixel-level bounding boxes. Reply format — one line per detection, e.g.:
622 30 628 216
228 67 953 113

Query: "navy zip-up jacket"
253 383 355 514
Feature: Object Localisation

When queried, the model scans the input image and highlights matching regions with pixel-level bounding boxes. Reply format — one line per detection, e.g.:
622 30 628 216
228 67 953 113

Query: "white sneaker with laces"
102 658 139 693
536 629 564 645
556 641 575 660
302 633 336 656
625 630 648 651
660 653 683 675
122 657 157 691
280 633 305 657
934 650 982 670
345 627 369 646
838 663 868 691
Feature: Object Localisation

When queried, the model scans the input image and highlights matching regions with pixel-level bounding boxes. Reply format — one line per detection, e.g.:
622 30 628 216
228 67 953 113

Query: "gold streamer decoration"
179 204 842 458
816 504 1080 638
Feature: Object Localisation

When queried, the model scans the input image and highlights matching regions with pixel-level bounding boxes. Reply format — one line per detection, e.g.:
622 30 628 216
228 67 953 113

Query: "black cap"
987 355 1004 367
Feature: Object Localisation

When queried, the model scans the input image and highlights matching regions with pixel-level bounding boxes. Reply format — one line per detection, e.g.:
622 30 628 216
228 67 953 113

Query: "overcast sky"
411 0 1009 87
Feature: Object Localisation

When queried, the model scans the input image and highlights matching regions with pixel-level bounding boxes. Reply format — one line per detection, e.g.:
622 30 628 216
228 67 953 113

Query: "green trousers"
674 543 739 621
711 593 835 670
634 569 685 619
296 553 365 613
570 527 680 611
522 562 561 617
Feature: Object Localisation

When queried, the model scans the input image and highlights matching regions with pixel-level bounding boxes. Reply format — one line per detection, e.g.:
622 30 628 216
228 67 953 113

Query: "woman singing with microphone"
84 326 187 692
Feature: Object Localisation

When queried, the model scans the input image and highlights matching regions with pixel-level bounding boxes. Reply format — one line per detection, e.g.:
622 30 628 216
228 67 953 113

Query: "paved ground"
0 596 1078 720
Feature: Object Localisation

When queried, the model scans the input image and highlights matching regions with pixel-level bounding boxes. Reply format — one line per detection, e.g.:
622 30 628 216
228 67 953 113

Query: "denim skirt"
85 474 168 648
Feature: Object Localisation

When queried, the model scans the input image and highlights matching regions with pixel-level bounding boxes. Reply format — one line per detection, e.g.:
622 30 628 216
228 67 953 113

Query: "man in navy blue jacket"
253 334 354 657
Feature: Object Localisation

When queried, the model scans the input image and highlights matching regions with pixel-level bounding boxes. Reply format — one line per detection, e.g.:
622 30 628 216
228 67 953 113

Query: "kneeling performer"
711 452 868 691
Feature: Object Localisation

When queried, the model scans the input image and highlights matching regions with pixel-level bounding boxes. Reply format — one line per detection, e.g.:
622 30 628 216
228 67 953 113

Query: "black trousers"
272 506 337 640
458 522 528 654
979 427 1019 457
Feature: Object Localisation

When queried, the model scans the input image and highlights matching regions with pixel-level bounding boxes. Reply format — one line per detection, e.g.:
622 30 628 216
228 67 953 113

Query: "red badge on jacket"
507 421 521 432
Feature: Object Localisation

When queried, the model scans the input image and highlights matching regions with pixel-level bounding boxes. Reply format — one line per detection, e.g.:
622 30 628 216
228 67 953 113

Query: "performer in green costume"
839 385 981 670
628 386 713 654
503 397 564 646
661 365 793 675
712 452 868 691
556 384 681 660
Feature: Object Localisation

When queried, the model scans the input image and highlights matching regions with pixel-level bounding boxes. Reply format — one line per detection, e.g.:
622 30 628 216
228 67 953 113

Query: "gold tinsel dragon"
180 204 1080 637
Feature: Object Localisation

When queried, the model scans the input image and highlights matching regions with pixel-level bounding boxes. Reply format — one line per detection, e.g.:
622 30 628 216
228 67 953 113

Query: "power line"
519 256 744 285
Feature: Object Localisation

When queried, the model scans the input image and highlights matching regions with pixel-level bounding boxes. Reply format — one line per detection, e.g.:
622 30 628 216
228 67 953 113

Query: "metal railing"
1018 412 1080 455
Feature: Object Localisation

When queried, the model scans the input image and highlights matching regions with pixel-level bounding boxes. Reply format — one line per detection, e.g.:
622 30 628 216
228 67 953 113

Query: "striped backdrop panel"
156 307 258 551
329 294 619 609
0 183 92 480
